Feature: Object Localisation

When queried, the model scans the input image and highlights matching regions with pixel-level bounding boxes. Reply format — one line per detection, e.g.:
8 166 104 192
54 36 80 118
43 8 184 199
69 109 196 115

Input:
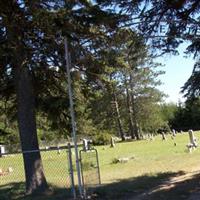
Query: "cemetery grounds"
1 132 200 199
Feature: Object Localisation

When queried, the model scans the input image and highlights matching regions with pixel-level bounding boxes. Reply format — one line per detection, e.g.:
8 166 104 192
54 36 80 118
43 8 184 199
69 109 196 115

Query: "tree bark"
14 66 49 194
124 75 135 139
129 74 140 140
113 92 125 141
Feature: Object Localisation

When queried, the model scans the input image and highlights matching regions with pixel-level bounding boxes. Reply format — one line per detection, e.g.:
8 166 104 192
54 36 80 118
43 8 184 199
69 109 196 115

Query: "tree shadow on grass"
94 171 200 200
1 171 200 200
0 182 73 200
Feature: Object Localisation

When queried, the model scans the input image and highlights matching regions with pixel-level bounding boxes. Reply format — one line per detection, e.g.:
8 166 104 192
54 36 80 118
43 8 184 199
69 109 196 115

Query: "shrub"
92 132 112 146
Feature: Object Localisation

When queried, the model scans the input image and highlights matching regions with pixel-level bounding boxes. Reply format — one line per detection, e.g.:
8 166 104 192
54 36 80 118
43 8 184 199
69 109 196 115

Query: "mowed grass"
0 150 71 187
1 132 200 199
97 132 200 183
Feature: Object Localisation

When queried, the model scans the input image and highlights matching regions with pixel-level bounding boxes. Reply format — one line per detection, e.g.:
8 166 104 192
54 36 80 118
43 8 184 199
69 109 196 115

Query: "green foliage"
171 97 200 131
89 90 116 133
160 103 178 124
86 29 165 140
182 62 200 98
134 1 200 99
2 0 200 195
136 0 200 54
92 131 112 145
0 101 19 148
2 0 194 146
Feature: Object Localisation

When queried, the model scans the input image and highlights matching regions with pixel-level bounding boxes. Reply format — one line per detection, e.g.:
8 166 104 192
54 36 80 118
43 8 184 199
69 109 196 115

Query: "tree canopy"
1 0 200 195
0 0 129 194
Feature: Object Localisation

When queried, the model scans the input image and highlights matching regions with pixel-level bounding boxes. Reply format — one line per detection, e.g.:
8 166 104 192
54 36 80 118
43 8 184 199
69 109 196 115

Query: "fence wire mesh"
80 149 101 191
0 147 72 198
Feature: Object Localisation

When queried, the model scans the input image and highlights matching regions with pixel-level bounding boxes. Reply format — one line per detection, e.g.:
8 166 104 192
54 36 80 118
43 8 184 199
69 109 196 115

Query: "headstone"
82 139 92 151
187 130 198 152
57 146 61 154
0 145 5 157
8 167 13 173
114 156 134 164
110 137 115 148
161 132 166 140
45 146 49 150
147 134 154 141
172 129 176 137
82 139 88 151
118 157 129 163
150 134 154 141
189 130 198 147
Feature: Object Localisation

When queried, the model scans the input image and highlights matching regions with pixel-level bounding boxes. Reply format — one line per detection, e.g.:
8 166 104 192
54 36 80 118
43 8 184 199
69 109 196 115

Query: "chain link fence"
0 146 73 199
80 148 101 196
0 143 102 199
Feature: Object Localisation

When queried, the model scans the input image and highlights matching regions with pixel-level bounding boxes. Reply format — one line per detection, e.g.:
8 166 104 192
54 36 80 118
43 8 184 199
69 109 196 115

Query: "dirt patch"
127 170 200 200
94 170 200 200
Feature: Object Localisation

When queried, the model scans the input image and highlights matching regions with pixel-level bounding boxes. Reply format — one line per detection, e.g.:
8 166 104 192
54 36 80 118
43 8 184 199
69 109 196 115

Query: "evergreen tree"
171 97 200 131
132 0 200 97
0 0 125 194
112 29 165 138
87 29 165 140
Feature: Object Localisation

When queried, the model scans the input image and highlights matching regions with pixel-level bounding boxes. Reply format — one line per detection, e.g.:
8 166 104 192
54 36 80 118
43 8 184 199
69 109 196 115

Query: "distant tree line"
170 97 200 131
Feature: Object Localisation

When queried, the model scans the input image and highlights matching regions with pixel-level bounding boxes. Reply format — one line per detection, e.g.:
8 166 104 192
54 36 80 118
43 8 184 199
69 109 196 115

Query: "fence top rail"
0 145 70 156
0 143 84 156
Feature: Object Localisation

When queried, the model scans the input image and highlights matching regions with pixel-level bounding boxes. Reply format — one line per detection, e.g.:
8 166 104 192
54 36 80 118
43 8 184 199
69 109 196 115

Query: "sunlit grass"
96 132 200 183
1 131 200 199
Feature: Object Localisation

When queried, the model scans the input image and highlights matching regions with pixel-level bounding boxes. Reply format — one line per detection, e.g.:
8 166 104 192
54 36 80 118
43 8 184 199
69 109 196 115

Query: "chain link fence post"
68 143 76 199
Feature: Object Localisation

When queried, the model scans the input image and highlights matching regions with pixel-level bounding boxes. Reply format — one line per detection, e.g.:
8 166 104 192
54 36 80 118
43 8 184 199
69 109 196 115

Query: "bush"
92 132 112 146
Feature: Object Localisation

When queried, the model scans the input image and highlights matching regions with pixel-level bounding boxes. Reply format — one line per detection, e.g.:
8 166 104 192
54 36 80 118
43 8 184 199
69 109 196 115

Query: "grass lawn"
97 132 200 182
1 132 200 199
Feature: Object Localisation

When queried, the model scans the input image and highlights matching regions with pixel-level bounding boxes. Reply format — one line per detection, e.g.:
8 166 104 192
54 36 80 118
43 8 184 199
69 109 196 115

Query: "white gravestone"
0 145 5 157
187 130 198 152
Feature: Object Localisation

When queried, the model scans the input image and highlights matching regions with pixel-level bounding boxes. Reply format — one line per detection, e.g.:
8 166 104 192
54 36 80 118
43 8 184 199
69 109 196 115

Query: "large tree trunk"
14 66 49 194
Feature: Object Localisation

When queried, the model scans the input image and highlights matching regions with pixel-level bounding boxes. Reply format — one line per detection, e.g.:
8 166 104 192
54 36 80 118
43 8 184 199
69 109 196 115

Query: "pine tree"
0 0 125 194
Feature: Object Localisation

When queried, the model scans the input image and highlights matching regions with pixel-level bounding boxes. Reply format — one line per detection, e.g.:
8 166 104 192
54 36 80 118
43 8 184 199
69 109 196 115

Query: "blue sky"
156 43 195 103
